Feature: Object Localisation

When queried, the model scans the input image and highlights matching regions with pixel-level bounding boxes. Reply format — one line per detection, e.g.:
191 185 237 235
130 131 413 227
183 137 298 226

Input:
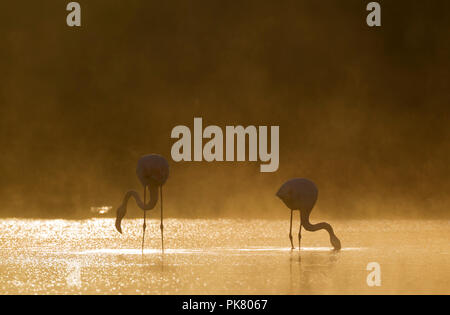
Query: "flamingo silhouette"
276 178 341 250
115 154 169 253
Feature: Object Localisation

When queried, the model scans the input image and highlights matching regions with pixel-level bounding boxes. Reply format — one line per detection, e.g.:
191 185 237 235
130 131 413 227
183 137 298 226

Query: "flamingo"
115 154 169 254
276 178 341 250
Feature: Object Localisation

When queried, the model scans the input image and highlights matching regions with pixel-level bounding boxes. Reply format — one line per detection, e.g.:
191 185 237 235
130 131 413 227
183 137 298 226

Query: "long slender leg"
289 210 294 249
160 185 164 254
298 211 302 251
142 186 147 255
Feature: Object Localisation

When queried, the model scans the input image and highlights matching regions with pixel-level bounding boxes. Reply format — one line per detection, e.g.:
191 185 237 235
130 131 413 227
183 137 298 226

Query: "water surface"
0 219 448 294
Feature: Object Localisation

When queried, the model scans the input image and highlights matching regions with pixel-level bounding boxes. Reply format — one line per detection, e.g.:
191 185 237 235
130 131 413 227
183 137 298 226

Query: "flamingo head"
330 234 341 251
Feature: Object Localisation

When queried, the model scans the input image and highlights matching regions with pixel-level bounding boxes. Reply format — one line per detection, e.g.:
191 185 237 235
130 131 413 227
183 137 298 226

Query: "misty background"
0 0 448 219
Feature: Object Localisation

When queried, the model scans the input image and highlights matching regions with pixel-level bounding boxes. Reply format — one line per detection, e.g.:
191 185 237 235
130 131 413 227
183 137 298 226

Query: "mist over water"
1 1 449 297
0 1 449 220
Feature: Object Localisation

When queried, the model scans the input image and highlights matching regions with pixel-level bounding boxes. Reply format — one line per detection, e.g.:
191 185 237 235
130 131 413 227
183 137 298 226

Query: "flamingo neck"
300 211 336 236
123 185 159 211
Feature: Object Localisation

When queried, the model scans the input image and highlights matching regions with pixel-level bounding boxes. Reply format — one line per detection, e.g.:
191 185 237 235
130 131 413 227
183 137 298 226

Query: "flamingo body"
136 154 169 188
276 178 318 212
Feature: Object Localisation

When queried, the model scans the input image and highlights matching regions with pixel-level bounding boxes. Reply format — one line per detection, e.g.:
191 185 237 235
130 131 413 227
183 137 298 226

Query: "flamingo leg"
142 186 147 255
289 210 294 249
160 186 164 254
298 211 302 251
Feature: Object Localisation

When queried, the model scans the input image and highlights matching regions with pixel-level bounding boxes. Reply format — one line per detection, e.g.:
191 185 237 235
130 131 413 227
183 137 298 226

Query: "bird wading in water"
115 154 169 254
276 178 341 250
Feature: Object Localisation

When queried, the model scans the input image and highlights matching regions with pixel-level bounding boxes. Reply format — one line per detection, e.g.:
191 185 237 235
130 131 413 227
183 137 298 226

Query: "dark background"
0 0 448 218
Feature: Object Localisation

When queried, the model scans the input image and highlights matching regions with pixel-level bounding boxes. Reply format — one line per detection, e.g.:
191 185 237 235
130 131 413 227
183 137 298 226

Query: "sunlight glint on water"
0 218 448 294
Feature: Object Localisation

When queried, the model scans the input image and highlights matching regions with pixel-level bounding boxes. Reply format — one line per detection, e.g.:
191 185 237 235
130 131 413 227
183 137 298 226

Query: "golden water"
0 218 449 294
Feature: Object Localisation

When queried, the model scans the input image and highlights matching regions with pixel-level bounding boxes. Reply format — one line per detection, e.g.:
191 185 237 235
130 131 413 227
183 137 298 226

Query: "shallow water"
0 218 448 294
